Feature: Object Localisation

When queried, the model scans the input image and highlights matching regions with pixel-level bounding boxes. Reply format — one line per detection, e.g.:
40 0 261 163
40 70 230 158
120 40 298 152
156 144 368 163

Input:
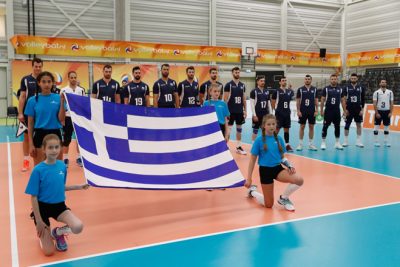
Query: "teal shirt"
25 160 67 203
24 93 62 129
203 100 230 124
251 135 286 167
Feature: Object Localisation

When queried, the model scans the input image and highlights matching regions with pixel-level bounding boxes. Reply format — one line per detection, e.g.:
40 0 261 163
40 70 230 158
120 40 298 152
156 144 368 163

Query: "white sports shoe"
236 146 247 155
335 142 344 150
296 144 303 151
374 142 381 147
321 142 327 150
308 144 318 151
356 142 364 148
277 196 295 211
342 142 349 147
384 141 391 147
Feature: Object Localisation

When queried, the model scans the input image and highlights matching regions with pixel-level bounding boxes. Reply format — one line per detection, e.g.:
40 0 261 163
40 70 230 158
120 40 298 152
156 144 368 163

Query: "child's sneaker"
277 195 295 211
51 227 68 251
236 146 247 155
247 185 257 198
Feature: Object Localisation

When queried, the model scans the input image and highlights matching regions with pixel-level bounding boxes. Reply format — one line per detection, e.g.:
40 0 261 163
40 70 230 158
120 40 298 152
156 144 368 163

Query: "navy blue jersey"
224 80 246 113
20 74 38 101
153 78 178 107
178 80 199 107
123 81 149 106
92 79 120 102
344 84 365 109
200 80 223 100
322 86 345 111
296 86 317 113
250 88 270 116
272 88 294 114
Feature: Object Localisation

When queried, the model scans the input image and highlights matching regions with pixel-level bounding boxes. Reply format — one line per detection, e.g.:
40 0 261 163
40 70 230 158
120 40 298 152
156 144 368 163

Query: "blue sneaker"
63 159 69 168
76 157 83 167
51 227 68 251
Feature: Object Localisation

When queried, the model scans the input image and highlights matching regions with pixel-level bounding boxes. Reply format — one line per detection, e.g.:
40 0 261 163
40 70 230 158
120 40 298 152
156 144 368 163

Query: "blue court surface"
41 202 400 267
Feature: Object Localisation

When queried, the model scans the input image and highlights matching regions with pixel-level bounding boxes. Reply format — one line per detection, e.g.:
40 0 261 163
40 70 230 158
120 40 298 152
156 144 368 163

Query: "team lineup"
16 57 395 256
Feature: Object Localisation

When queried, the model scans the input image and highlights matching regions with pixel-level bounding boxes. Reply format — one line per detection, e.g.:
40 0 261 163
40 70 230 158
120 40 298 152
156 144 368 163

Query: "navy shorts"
259 165 285 184
228 113 245 126
30 201 70 227
375 110 391 126
346 108 363 124
298 111 316 125
276 112 291 129
323 110 341 126
252 114 267 129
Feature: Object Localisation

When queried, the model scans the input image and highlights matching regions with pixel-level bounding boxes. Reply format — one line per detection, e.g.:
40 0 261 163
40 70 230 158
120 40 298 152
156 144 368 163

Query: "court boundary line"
7 137 19 267
34 201 400 267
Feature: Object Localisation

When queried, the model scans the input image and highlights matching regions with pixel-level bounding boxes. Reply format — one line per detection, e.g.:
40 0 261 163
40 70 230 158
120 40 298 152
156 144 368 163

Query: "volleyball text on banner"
65 94 245 190
363 104 400 132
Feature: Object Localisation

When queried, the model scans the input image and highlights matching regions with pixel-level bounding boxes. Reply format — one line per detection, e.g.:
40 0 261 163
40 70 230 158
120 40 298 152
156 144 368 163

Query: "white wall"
345 0 400 53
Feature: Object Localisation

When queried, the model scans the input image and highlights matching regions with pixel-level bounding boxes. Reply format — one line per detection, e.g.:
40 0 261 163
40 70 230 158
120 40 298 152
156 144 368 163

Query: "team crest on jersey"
112 85 115 89
59 171 64 175
170 83 174 86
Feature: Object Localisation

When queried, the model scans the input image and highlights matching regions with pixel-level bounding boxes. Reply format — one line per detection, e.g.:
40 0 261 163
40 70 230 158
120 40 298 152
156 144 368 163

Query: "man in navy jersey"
200 67 223 104
343 73 365 147
153 64 179 108
320 74 347 150
91 65 121 103
296 75 319 151
271 77 294 152
18 57 43 172
250 75 270 142
178 66 200 107
224 67 247 155
123 66 150 107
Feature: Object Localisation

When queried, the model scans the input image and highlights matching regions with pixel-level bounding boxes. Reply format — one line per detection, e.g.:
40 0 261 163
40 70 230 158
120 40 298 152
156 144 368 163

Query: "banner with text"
363 104 400 132
347 48 400 67
12 60 89 106
11 35 341 67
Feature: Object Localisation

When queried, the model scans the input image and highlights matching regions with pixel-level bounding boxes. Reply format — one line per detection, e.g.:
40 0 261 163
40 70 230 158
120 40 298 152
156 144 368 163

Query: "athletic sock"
250 191 265 206
282 184 301 199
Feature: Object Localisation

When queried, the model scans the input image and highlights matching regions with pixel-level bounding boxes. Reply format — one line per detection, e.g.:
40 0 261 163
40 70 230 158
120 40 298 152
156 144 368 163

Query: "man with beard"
91 64 121 103
123 66 150 107
153 64 179 108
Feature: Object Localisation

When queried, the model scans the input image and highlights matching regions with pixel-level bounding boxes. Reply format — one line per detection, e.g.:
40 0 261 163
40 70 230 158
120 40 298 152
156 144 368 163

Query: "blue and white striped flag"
65 94 245 190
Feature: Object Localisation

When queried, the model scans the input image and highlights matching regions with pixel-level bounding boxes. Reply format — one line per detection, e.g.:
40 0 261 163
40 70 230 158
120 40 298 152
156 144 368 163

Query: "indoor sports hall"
0 1 399 267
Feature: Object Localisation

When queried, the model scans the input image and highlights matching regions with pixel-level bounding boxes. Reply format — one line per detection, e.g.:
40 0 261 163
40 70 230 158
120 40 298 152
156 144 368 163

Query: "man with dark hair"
296 74 318 151
343 73 365 147
153 64 179 108
224 67 247 155
178 66 200 107
18 57 43 172
91 64 121 103
123 66 150 107
372 79 394 147
320 74 347 150
250 75 270 141
271 76 294 152
200 67 223 104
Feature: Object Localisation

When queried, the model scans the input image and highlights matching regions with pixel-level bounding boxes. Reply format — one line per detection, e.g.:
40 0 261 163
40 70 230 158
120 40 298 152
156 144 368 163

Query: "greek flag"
65 94 245 190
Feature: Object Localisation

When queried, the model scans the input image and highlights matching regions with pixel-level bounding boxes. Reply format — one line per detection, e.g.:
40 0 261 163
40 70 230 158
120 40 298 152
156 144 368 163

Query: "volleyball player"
199 67 223 104
372 79 394 147
153 64 179 108
343 73 365 147
296 75 318 151
123 66 150 107
320 74 347 150
250 75 270 142
271 77 294 152
224 67 247 155
91 65 121 103
178 66 200 107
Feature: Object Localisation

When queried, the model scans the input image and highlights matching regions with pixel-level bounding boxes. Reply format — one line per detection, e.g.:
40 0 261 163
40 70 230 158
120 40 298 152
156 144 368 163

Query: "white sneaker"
342 142 348 147
247 184 257 198
308 144 318 151
374 142 381 147
321 142 327 150
335 142 344 150
384 142 391 147
277 196 295 211
356 142 364 148
236 146 247 155
296 144 303 151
